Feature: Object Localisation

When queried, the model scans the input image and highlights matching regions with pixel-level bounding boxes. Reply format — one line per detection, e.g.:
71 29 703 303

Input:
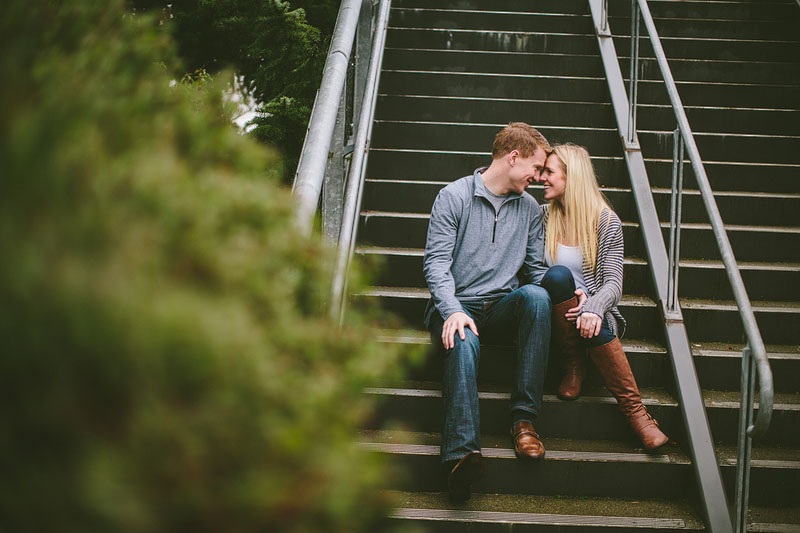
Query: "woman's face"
542 154 566 201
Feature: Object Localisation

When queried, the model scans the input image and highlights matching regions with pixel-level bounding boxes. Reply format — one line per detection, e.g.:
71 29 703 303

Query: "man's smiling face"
507 147 547 194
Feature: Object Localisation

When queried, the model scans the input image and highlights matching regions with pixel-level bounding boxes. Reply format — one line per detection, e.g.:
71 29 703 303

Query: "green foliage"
0 1 403 531
250 96 312 177
131 0 341 183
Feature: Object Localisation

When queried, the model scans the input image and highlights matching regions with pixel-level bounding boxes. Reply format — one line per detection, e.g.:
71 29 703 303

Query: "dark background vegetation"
131 0 342 183
0 1 407 531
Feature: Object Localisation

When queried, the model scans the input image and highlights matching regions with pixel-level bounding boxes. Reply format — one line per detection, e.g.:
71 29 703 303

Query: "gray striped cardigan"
541 204 627 338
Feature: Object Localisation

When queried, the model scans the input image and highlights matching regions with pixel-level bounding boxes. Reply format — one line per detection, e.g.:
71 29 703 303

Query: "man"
423 122 552 501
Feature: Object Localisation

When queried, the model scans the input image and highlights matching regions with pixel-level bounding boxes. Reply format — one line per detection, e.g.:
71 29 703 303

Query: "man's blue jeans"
427 284 551 463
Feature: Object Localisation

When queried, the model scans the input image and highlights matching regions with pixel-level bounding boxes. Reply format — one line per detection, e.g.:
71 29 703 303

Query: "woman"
539 143 668 451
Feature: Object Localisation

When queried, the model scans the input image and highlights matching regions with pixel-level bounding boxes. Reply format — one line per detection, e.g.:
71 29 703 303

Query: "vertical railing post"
322 92 348 241
353 0 374 133
330 0 392 322
322 0 372 242
626 0 641 146
599 0 610 35
734 343 756 532
667 128 684 312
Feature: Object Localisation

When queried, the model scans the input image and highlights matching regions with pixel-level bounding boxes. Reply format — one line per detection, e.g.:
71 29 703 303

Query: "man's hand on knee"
442 311 479 350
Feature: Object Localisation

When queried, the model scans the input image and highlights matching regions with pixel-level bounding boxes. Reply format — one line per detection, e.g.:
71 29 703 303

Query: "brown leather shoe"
447 451 482 501
588 338 669 451
626 404 669 451
511 421 545 459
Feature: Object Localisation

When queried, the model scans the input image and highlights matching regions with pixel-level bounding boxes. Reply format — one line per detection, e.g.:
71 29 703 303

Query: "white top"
546 243 589 295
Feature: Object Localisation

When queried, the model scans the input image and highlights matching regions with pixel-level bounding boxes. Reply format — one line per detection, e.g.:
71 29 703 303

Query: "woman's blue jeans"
540 265 615 347
427 284 551 463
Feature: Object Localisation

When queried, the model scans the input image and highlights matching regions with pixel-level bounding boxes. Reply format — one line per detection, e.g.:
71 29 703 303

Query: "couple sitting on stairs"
423 122 669 502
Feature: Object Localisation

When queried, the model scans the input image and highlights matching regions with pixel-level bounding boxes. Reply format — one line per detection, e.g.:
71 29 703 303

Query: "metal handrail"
291 0 391 320
330 0 392 322
292 0 363 237
603 1 775 530
630 0 773 436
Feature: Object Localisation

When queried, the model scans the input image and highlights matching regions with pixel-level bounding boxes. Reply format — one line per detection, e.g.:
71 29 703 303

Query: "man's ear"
507 149 520 166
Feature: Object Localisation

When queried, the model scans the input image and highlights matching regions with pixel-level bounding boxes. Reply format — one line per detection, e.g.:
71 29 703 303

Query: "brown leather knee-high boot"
552 297 586 401
588 338 669 451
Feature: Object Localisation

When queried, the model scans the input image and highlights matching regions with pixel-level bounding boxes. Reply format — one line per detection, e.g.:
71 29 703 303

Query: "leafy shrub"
0 1 402 531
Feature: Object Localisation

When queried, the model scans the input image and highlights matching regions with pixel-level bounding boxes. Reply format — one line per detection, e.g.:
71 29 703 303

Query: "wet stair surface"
354 0 800 530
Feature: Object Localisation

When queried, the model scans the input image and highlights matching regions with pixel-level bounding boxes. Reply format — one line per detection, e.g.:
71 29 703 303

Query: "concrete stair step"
379 69 800 109
612 34 800 64
390 7 595 34
376 94 617 129
378 70 611 104
635 105 800 136
606 14 797 41
389 491 705 531
361 286 665 341
679 297 800 345
361 179 800 228
372 120 800 164
358 212 800 263
358 244 800 303
359 430 800 506
691 342 800 393
365 382 682 442
374 96 800 146
371 327 800 394
364 383 800 445
390 6 797 43
372 120 621 156
366 150 800 193
387 27 598 56
385 27 800 63
393 0 589 15
391 0 800 22
383 47 605 78
618 57 800 86
608 0 800 21
361 430 695 500
631 80 799 111
360 285 800 345
356 246 653 295
375 94 800 137
376 329 674 391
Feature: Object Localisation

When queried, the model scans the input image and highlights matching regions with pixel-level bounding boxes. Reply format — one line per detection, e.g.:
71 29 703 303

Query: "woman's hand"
565 289 588 322
576 311 603 338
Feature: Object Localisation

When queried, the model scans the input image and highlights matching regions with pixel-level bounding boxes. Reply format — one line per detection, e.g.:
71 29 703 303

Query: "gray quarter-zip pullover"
423 167 548 326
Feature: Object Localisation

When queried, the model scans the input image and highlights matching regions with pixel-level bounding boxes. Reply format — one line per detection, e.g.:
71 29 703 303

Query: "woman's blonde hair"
545 143 611 272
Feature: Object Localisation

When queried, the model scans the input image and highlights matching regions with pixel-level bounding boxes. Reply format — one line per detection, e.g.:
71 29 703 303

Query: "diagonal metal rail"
628 2 774 531
291 0 392 320
292 0 363 237
592 1 775 531
330 0 392 322
590 1 730 531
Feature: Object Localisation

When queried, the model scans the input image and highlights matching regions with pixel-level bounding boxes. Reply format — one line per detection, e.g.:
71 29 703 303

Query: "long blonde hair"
545 143 611 272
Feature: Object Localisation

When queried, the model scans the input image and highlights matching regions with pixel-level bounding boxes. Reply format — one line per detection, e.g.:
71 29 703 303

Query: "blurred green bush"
0 1 403 531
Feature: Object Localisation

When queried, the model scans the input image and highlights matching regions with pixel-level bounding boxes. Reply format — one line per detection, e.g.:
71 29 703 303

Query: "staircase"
354 0 800 530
